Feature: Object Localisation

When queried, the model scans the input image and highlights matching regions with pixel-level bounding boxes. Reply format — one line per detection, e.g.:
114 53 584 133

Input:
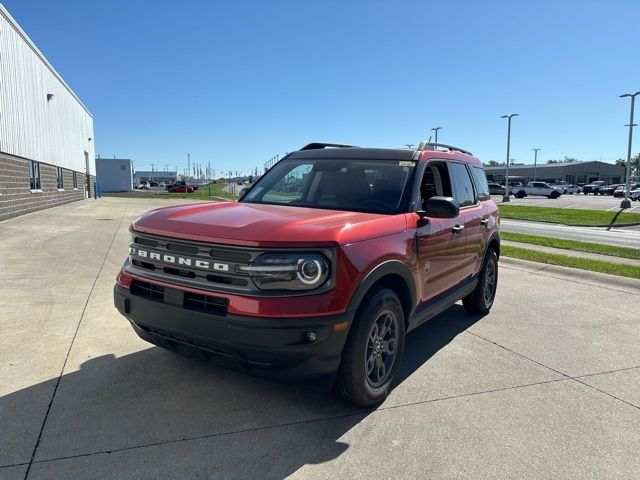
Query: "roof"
289 147 417 161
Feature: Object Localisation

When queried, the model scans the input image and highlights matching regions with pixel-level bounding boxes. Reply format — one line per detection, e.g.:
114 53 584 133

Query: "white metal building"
0 4 95 220
96 158 133 192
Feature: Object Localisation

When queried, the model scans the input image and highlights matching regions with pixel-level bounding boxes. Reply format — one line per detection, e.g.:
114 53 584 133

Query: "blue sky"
4 0 640 174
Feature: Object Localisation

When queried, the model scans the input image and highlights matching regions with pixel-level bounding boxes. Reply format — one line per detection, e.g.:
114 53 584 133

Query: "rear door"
448 162 484 280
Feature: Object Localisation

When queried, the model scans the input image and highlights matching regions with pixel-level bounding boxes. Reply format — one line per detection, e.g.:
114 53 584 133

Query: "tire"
463 249 498 315
515 190 526 198
337 288 405 408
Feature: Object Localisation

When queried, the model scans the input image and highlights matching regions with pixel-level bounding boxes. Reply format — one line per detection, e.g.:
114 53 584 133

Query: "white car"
631 188 640 201
512 181 562 199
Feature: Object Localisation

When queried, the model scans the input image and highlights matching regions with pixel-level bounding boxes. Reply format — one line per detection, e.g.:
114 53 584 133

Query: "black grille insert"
184 292 229 316
131 280 164 301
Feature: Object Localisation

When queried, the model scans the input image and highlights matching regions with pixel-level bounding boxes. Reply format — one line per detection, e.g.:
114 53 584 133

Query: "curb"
499 256 640 292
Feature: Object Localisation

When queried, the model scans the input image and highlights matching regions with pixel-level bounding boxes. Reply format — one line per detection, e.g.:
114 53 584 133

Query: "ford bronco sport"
114 141 500 407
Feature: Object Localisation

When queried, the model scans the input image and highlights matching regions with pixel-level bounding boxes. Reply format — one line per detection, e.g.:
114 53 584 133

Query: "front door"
416 161 469 303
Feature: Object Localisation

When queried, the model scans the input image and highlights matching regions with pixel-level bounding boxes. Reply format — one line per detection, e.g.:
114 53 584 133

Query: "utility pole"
501 114 519 202
532 148 540 182
187 154 191 180
405 144 414 148
430 127 442 144
620 91 639 209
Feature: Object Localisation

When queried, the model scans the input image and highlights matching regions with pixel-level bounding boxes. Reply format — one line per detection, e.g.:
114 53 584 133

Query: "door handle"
452 225 465 234
480 218 489 226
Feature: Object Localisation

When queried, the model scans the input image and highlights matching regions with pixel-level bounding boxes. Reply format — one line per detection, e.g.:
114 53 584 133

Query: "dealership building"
0 5 95 221
133 170 178 184
483 161 626 185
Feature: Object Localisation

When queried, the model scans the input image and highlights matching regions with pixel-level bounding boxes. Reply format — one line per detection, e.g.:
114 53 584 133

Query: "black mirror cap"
424 196 459 219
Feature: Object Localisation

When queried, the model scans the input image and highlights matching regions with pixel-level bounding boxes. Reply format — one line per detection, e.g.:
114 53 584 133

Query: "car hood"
131 201 408 247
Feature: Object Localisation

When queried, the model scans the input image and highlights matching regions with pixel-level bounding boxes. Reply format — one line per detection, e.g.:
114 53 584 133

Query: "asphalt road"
501 219 640 248
1 197 639 480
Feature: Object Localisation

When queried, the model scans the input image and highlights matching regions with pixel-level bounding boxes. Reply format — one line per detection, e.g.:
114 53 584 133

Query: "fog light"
306 332 317 342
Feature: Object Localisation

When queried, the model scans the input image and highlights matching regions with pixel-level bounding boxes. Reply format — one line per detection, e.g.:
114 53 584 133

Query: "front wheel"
463 249 498 315
337 288 405 407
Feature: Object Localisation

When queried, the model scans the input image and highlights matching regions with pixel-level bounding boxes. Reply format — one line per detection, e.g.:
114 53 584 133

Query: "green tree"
615 158 627 167
484 160 499 166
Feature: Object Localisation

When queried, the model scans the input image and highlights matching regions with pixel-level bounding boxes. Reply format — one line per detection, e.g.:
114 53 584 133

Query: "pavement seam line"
22 200 130 480
459 327 640 412
13 377 570 468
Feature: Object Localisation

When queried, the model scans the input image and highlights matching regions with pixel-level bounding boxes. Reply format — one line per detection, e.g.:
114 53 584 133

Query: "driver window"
420 162 452 209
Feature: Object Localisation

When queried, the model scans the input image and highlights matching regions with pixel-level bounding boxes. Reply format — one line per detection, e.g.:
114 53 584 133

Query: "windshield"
241 158 416 214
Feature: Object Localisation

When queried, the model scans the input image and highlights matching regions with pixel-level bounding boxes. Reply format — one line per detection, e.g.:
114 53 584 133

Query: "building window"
29 161 41 190
56 167 64 189
73 171 78 189
121 165 127 171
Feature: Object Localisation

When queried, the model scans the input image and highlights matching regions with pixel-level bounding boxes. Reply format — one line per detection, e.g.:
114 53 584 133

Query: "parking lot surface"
1 198 639 479
491 193 640 212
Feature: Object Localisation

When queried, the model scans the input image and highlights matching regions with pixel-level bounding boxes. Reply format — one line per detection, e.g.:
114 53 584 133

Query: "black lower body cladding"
113 284 353 382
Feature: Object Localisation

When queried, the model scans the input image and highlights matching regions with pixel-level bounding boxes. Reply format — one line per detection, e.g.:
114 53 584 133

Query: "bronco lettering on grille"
129 246 229 272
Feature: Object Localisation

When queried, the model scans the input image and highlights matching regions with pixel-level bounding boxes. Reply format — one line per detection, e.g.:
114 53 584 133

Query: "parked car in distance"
582 181 607 195
631 187 640 201
139 182 150 190
114 141 501 407
166 181 194 193
512 181 562 199
599 184 624 195
488 182 506 195
613 183 640 198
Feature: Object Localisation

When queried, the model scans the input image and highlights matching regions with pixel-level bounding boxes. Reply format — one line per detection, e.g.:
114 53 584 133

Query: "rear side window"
448 162 476 207
470 166 490 201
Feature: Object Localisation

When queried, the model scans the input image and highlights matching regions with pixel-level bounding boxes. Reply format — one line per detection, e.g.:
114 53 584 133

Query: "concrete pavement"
1 197 639 479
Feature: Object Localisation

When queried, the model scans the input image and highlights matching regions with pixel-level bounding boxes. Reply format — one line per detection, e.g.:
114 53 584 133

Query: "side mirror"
419 196 459 219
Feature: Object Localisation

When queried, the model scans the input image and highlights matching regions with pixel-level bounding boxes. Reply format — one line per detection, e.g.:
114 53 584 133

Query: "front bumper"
113 284 353 382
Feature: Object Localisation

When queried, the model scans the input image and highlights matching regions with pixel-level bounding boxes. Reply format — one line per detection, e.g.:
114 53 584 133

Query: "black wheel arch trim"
347 260 417 317
486 230 501 259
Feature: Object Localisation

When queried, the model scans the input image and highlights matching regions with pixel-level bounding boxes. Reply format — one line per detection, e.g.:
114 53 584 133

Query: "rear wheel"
463 249 498 315
337 288 405 407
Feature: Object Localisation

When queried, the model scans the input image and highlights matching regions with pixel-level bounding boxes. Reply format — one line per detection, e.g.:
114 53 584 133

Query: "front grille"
184 292 229 316
128 232 261 293
131 280 164 301
130 279 229 316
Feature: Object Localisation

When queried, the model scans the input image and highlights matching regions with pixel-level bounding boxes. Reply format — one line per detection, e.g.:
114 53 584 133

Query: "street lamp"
430 127 442 144
619 91 640 209
532 148 541 181
501 114 519 202
405 144 414 148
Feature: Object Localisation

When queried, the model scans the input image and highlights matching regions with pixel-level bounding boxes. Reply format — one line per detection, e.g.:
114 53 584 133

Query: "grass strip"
501 231 640 260
501 245 640 279
498 205 640 226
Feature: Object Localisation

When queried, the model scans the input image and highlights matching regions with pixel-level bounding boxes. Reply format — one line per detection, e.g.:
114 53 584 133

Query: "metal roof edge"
0 3 93 117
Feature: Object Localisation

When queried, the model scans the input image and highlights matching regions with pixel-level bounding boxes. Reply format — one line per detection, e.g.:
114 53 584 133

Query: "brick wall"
0 152 89 221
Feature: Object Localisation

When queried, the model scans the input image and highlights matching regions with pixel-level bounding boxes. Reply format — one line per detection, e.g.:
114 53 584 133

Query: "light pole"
501 114 519 202
187 154 191 180
620 91 639 209
532 148 540 181
430 127 442 144
405 144 414 149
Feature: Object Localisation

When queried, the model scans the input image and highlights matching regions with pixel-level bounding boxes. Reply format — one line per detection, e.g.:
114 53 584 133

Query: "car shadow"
1 305 485 478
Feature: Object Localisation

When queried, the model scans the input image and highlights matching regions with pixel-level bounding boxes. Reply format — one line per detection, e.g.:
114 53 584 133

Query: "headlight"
238 253 330 291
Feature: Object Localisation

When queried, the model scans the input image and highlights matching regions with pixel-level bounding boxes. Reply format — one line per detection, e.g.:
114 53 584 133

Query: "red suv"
114 142 500 406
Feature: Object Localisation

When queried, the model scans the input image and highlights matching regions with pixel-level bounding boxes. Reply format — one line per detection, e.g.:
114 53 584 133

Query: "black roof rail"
299 142 358 151
417 141 473 156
